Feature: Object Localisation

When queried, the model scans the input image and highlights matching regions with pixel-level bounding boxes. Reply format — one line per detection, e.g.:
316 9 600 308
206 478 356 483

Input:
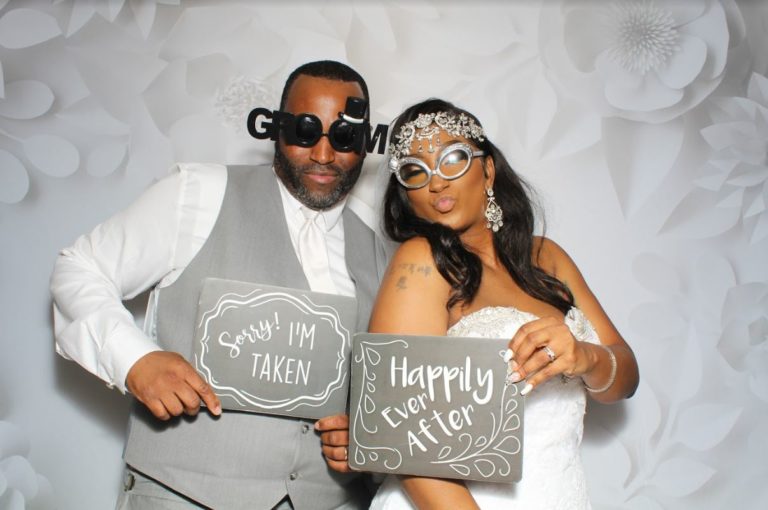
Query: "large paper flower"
540 0 745 123
664 72 768 243
214 75 273 133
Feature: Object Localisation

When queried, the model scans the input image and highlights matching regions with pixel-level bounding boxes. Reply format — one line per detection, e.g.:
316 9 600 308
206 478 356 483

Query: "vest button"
289 472 298 481
123 472 135 491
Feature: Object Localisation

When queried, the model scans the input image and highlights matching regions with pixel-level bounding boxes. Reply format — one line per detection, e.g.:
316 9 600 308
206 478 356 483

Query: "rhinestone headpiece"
388 112 485 171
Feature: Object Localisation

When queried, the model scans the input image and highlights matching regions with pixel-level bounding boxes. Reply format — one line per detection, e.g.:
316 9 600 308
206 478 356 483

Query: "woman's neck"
459 227 500 267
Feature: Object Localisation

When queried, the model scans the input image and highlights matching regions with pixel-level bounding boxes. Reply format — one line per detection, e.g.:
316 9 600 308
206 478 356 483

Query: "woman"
367 99 639 509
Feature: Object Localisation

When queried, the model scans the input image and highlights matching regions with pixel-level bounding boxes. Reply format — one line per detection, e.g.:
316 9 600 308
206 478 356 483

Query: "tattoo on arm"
397 263 432 277
393 262 433 291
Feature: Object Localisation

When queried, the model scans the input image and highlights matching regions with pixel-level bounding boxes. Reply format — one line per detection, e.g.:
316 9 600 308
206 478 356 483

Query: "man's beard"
274 146 363 210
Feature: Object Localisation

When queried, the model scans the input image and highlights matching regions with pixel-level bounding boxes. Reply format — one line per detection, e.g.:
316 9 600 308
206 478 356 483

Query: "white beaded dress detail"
369 307 597 510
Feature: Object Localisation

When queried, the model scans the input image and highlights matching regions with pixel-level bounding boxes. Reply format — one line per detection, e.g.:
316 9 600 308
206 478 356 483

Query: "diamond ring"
543 345 556 363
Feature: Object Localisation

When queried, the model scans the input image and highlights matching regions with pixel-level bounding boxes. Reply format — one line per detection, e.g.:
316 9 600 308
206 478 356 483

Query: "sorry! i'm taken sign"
192 278 357 419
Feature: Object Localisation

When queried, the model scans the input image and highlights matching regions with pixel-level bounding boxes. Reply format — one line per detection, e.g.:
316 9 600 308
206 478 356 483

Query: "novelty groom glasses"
283 112 362 152
247 96 389 155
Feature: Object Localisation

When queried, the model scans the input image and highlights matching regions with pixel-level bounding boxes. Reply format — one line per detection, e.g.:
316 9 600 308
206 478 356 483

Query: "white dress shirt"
51 162 353 393
277 176 355 297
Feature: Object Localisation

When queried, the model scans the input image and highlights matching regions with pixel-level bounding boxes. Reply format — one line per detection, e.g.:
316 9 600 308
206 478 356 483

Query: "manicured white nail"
503 349 514 362
521 383 533 396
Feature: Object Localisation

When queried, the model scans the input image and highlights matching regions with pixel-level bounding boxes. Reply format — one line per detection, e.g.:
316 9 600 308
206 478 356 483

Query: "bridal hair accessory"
388 112 485 171
485 187 503 232
585 344 617 393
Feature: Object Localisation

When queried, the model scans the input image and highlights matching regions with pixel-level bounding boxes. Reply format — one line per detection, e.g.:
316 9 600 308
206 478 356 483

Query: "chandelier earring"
485 187 503 232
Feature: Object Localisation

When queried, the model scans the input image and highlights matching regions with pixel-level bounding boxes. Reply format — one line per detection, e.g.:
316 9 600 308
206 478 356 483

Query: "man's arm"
51 164 223 418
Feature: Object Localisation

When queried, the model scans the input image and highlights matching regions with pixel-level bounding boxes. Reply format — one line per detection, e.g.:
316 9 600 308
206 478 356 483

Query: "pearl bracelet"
585 344 617 394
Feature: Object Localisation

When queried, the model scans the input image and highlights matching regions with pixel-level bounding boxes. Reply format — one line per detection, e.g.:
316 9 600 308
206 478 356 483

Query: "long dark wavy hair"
383 98 574 314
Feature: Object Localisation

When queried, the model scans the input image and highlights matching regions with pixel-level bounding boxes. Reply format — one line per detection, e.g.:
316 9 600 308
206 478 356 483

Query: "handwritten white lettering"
251 353 311 385
389 356 493 406
217 319 279 359
407 430 428 454
289 322 316 350
380 392 431 428
218 331 240 358
403 404 478 456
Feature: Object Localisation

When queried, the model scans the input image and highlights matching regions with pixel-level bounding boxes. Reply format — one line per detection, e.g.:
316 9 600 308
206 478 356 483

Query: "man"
51 60 386 509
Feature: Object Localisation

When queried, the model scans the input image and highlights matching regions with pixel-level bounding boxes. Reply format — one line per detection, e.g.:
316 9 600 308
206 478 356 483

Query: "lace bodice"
370 306 595 510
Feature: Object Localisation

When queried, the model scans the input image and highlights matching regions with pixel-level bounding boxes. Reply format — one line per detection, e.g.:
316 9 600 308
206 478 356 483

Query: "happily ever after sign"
349 333 524 483
192 278 357 419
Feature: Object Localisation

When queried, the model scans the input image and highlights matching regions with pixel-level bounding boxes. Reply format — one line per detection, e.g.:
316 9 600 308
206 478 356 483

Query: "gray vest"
123 166 385 510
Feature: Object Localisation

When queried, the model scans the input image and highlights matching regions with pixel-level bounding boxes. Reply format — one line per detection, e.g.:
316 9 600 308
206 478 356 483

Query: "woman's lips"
434 196 456 213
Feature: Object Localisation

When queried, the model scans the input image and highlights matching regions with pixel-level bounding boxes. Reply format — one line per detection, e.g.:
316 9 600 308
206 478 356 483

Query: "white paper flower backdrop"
0 1 766 509
63 0 181 40
539 0 749 218
587 251 767 508
0 4 139 202
540 0 745 123
719 279 768 403
664 72 768 243
0 421 54 510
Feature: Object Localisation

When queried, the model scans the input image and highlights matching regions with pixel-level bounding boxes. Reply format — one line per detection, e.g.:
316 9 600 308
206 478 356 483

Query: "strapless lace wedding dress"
369 306 597 510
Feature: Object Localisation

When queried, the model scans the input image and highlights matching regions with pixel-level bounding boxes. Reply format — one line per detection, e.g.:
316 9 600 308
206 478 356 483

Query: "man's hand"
125 351 222 421
316 414 352 473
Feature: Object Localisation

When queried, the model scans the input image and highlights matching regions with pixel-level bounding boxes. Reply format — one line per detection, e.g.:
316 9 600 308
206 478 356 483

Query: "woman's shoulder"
532 236 589 296
385 237 449 290
398 236 430 253
532 236 576 278
393 236 434 261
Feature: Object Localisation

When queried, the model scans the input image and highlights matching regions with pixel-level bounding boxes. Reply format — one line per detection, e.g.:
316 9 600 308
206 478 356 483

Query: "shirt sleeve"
50 163 226 393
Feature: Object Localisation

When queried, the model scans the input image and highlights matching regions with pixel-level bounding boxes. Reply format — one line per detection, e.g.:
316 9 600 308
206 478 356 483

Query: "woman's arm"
509 238 639 403
369 237 450 334
369 238 481 510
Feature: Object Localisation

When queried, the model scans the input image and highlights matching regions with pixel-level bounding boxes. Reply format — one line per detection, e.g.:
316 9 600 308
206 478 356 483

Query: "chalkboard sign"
192 278 357 419
349 333 523 483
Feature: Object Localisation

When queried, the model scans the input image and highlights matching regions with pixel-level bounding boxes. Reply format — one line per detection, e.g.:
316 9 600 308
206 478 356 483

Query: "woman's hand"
506 316 594 395
315 414 352 473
